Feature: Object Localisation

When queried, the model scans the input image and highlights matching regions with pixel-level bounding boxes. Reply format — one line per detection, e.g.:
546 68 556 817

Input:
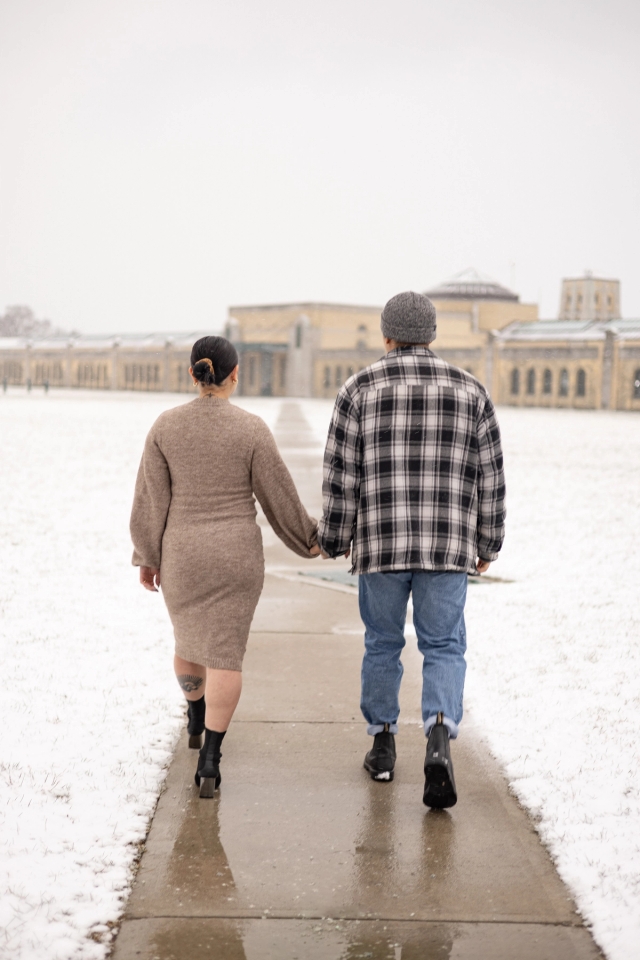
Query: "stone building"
559 272 620 322
225 302 388 399
491 318 640 411
225 269 538 398
2 269 638 411
489 272 639 411
0 333 205 392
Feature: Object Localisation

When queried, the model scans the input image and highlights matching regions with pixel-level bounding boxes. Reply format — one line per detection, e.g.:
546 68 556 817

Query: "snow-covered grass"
464 408 640 960
0 389 283 959
0 391 638 959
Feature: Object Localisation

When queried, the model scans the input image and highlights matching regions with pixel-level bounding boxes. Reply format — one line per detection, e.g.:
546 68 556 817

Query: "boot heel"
199 775 220 799
189 733 203 749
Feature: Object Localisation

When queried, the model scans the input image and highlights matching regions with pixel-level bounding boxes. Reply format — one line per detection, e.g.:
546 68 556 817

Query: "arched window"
576 369 586 397
510 368 520 395
559 368 569 397
526 369 536 395
634 369 640 400
323 366 331 388
335 366 343 387
295 325 303 349
543 369 552 394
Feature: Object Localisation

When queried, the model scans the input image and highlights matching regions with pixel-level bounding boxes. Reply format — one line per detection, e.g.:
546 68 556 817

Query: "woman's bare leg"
174 655 206 701
174 658 242 731
205 668 242 731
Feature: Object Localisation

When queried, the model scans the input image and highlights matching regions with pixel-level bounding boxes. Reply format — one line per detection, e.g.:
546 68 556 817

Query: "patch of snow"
0 392 189 958
465 407 640 960
1 392 639 960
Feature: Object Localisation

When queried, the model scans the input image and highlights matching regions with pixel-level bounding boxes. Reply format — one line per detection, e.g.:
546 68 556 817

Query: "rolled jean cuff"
367 723 399 736
424 715 459 739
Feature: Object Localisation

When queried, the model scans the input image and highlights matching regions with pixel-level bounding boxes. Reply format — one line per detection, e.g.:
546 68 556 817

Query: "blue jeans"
359 571 468 739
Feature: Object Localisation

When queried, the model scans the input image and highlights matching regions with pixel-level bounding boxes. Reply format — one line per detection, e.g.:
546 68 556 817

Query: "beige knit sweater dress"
130 397 318 670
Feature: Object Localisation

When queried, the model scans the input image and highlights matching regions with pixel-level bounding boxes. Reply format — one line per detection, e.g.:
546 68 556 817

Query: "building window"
323 366 331 388
123 363 158 390
526 369 535 395
347 366 354 379
510 368 520 396
559 368 569 397
295 325 302 349
357 324 367 350
34 362 56 385
248 356 256 387
77 362 109 388
634 369 640 400
335 366 343 387
2 360 23 384
543 369 552 394
576 369 586 397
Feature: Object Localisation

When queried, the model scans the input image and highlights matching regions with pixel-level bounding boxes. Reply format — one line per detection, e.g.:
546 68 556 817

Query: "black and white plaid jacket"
317 346 506 574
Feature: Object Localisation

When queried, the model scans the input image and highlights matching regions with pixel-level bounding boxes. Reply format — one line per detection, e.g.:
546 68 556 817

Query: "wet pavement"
112 403 601 960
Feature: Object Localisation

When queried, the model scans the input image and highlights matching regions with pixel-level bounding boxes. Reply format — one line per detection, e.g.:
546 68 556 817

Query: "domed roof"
424 268 519 302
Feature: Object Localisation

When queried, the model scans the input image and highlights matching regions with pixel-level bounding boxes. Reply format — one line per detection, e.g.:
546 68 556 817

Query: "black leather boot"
423 713 457 808
195 728 226 798
363 723 396 782
187 696 206 748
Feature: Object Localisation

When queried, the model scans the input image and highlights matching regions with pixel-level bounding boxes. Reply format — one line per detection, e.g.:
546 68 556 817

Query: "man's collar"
386 344 435 357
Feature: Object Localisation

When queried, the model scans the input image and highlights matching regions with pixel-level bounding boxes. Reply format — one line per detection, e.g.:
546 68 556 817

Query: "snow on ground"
0 390 638 959
0 390 278 959
463 407 640 960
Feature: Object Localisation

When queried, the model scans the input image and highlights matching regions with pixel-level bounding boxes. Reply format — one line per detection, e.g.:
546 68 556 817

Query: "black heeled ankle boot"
195 728 226 798
187 696 206 748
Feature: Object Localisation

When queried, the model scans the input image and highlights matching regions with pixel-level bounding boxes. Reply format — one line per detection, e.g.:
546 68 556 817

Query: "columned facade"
2 271 638 411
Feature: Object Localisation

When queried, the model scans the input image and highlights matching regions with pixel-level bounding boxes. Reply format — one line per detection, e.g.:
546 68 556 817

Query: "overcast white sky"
1 0 638 333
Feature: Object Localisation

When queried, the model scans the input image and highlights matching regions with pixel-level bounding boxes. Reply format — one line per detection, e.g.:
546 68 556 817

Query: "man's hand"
140 566 161 591
320 549 350 560
476 558 491 574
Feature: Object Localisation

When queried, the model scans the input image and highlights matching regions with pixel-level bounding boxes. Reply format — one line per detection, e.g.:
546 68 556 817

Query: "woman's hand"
309 544 321 557
321 548 350 560
140 566 161 591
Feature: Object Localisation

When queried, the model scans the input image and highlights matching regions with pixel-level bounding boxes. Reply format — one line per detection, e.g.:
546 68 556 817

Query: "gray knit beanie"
380 291 436 343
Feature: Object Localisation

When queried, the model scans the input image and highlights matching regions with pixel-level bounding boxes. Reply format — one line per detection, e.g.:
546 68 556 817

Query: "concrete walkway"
112 403 602 960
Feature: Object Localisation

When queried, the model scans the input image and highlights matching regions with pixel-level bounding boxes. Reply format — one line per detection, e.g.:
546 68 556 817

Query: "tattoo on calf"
177 674 204 693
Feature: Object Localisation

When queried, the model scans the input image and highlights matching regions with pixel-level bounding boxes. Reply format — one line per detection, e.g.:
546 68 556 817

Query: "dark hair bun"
190 335 238 388
192 358 216 386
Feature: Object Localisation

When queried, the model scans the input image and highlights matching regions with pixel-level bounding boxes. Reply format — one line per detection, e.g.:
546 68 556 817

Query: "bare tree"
0 305 67 338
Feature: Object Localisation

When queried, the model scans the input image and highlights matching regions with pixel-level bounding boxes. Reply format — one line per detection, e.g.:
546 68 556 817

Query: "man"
317 292 506 808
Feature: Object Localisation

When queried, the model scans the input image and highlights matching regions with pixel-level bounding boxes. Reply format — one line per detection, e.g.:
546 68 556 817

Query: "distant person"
318 293 506 808
130 336 319 797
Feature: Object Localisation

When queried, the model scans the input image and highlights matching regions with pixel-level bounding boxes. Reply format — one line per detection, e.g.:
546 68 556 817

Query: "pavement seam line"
122 915 586 927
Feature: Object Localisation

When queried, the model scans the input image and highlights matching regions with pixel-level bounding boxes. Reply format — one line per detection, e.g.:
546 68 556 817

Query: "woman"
130 335 319 797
